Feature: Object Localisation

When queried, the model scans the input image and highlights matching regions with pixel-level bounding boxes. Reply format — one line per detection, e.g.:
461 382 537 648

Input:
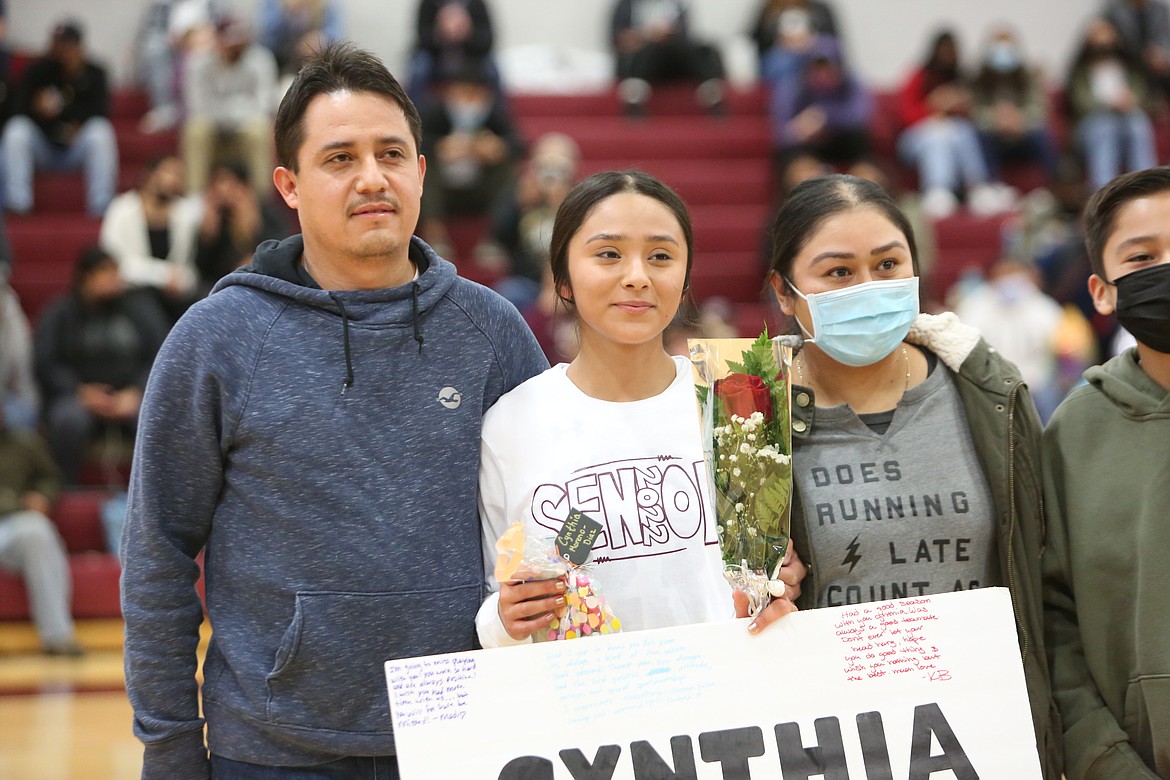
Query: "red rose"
714 372 773 422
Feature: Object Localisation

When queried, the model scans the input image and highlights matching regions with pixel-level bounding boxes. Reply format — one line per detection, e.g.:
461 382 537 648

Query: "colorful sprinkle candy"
547 571 620 641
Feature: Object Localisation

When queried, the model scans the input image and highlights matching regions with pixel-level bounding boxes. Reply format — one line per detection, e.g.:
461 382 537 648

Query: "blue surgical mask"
986 42 1021 73
446 100 490 133
788 277 920 367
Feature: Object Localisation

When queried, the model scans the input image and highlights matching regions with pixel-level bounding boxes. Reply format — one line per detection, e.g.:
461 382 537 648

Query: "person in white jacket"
99 154 202 319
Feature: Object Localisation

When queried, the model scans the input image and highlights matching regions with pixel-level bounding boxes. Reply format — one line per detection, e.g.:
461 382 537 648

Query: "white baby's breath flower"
732 467 741 477
734 502 744 513
747 433 757 442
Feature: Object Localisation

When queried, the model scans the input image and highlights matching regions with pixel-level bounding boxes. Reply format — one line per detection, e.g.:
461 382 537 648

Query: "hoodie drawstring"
329 285 423 392
328 292 355 394
411 282 425 353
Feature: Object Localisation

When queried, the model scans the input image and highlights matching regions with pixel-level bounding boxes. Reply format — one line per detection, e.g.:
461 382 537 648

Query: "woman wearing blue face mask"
766 174 1062 779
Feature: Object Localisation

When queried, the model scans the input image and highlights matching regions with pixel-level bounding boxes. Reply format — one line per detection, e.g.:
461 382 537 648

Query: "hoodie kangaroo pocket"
266 586 481 733
1121 675 1170 774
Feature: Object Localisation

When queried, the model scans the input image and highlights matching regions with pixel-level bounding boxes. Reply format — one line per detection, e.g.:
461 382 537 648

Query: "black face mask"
1111 263 1170 354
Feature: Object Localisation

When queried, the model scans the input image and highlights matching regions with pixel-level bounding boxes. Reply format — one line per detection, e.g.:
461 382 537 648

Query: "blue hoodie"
120 235 547 777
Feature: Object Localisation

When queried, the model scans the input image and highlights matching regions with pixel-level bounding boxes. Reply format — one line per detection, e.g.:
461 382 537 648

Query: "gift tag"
554 509 603 566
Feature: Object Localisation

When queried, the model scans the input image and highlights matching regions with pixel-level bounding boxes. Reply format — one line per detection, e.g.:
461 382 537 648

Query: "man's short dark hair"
1084 166 1170 278
274 41 423 172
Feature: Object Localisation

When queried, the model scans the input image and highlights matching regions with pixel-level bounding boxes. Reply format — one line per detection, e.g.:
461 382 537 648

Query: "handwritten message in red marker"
834 597 952 683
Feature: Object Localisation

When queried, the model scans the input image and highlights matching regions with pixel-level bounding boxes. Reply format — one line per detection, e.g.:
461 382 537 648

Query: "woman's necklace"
796 344 911 398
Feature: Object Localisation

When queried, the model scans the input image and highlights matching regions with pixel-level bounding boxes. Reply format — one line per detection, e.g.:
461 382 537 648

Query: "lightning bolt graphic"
842 534 862 573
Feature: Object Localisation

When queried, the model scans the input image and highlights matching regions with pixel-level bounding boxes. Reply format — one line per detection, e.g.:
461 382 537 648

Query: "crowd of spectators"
2 0 1164 467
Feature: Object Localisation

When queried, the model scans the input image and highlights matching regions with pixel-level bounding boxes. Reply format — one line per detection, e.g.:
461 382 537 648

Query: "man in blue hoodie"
120 42 547 779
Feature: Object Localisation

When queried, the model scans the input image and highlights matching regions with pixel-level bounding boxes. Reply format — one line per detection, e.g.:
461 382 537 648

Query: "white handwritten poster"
384 587 1041 779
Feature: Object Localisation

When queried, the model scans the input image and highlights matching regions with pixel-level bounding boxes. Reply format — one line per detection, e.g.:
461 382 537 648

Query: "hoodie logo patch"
438 387 462 409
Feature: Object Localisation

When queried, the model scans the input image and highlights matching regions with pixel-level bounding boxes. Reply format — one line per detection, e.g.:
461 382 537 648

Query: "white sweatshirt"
477 356 734 648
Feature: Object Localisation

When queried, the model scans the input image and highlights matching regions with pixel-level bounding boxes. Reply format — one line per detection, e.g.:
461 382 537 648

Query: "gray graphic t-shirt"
797 360 1000 607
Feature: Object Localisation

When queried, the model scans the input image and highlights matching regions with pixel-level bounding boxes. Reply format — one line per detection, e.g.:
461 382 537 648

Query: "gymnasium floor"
0 620 196 779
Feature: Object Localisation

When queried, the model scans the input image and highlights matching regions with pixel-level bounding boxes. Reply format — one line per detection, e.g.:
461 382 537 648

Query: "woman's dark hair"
1065 17 1146 106
548 170 694 307
1083 166 1170 278
1067 17 1139 82
922 29 960 90
274 41 422 171
767 174 919 288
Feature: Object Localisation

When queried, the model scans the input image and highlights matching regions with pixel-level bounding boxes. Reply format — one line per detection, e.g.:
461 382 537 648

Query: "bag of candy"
492 516 621 641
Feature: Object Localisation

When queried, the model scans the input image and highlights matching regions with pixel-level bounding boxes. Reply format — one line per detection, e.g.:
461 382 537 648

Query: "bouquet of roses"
689 332 794 615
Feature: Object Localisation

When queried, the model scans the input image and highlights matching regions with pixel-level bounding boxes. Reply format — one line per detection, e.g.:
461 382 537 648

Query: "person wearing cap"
182 15 278 195
0 19 118 218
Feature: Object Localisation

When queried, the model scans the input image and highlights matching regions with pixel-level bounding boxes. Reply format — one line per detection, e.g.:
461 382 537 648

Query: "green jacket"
1043 349 1170 779
789 313 1062 779
1066 60 1151 120
0 427 60 516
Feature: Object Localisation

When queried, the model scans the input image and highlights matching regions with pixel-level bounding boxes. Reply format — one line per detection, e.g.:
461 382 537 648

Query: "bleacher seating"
511 84 775 311
12 75 1160 332
6 85 180 323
